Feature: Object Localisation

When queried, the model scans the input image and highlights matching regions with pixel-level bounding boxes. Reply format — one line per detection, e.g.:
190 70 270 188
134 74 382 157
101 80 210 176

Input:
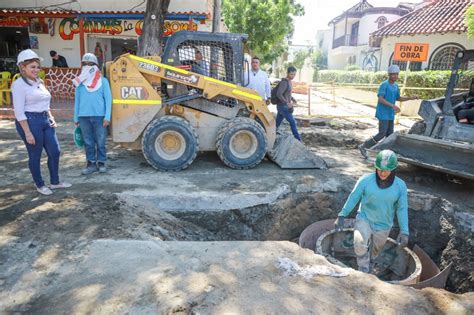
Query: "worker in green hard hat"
334 149 409 273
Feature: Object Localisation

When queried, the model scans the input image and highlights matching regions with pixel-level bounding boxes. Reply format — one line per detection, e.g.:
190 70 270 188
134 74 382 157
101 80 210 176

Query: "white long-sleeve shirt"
247 70 271 100
12 77 51 121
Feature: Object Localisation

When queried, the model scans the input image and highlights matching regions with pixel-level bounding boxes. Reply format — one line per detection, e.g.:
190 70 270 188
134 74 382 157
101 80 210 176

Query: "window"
375 16 388 29
429 45 463 70
177 40 234 83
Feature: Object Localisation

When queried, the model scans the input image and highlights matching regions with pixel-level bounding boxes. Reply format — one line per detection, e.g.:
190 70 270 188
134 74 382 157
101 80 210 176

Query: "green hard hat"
375 149 398 171
74 126 84 148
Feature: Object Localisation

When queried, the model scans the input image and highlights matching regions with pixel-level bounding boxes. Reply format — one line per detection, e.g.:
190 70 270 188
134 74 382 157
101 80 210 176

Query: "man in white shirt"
247 56 271 104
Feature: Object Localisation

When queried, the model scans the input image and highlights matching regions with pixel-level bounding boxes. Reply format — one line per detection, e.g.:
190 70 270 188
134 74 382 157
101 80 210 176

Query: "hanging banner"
59 18 199 40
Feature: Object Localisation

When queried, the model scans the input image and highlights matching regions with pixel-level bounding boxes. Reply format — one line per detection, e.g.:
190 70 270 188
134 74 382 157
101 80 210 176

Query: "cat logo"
121 86 149 100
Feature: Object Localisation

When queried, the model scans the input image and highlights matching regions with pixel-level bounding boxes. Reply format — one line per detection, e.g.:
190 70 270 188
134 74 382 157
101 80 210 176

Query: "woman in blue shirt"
73 53 112 175
334 150 409 273
358 65 417 158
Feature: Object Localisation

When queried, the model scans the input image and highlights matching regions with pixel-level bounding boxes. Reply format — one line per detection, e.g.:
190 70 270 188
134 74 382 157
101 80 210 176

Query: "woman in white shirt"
12 49 71 195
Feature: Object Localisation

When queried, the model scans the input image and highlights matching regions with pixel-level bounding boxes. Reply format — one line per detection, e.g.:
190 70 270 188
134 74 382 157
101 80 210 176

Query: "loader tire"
216 117 267 169
142 116 198 171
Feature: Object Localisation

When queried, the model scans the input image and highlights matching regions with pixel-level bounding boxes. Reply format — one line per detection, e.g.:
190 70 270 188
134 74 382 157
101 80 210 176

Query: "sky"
291 0 408 45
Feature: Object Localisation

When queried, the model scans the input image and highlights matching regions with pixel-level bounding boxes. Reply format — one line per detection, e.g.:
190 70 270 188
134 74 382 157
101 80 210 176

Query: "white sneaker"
37 186 53 195
49 182 72 189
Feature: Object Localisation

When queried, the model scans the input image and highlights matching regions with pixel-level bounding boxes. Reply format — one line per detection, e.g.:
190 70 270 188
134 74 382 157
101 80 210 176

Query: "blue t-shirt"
338 173 409 235
375 80 400 120
74 77 112 123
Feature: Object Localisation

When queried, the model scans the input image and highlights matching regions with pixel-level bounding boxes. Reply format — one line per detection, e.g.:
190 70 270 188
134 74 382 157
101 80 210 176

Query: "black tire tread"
141 115 199 171
216 117 267 170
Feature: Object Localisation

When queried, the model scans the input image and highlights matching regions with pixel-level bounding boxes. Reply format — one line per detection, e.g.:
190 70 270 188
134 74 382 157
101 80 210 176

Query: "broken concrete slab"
268 130 328 169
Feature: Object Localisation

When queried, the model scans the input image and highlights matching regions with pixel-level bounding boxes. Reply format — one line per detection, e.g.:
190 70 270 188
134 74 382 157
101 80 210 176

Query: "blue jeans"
276 104 301 141
373 120 394 142
16 112 61 188
78 116 107 163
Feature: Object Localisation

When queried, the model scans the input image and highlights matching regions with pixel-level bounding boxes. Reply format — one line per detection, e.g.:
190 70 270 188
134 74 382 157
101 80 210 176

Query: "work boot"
98 162 107 173
356 252 371 273
81 161 97 175
358 138 377 159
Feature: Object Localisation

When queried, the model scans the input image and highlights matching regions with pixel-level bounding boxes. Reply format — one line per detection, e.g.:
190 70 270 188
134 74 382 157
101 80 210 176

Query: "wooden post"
79 17 85 58
307 85 311 116
396 60 410 125
332 82 336 107
401 60 410 95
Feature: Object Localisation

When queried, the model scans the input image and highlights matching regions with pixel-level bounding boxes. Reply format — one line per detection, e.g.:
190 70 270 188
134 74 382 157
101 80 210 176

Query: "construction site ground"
0 92 473 314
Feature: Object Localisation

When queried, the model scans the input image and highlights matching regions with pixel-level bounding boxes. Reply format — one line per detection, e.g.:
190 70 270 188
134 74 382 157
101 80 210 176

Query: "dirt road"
0 108 473 313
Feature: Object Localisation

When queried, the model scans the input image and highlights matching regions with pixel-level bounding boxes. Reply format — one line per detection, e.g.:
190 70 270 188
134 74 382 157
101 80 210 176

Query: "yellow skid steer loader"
106 31 326 171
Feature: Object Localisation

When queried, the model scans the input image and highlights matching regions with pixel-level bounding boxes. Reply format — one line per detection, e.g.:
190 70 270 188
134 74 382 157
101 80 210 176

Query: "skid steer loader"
106 31 326 171
368 50 474 180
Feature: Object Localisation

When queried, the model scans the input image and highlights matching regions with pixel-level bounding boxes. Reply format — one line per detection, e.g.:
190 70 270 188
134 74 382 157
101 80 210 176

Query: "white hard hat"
17 49 43 65
82 53 98 65
387 64 400 74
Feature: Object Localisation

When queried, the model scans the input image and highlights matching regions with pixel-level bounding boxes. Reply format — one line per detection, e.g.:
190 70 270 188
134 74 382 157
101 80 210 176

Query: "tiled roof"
371 0 471 37
0 9 209 18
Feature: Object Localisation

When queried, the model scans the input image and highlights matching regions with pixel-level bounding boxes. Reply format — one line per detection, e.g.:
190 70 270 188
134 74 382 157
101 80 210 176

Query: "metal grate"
176 40 235 83
430 46 462 70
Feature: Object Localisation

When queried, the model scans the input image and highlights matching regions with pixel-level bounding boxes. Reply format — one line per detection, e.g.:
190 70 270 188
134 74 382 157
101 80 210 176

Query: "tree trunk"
137 0 171 56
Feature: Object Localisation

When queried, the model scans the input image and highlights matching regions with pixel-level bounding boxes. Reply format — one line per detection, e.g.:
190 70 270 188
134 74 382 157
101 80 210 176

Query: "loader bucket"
268 130 328 169
367 132 474 180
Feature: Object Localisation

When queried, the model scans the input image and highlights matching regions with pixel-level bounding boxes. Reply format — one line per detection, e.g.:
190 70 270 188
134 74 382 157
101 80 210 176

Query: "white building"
327 0 413 71
370 0 473 71
0 0 216 69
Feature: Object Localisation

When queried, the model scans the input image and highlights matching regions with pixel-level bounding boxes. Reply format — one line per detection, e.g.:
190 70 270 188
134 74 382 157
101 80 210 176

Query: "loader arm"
109 54 276 149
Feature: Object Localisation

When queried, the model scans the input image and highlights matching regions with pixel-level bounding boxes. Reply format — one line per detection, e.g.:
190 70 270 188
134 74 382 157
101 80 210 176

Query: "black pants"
373 120 394 142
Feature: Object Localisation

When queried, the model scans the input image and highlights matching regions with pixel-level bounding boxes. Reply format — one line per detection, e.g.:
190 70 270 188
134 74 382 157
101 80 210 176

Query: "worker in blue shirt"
359 65 417 158
334 150 409 273
73 53 112 175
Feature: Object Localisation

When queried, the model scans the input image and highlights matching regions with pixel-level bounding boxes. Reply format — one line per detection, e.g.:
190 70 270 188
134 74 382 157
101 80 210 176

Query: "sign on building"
393 43 429 62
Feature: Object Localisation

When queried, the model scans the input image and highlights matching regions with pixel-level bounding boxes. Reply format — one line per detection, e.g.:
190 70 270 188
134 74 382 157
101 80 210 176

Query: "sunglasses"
82 62 96 66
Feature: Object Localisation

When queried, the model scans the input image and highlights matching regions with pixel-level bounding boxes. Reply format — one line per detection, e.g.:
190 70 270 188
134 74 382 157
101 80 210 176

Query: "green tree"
289 49 310 81
310 49 327 82
222 0 304 63
466 4 474 37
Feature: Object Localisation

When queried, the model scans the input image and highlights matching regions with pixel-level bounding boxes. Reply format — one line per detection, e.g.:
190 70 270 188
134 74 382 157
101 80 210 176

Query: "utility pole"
137 0 171 56
212 0 221 32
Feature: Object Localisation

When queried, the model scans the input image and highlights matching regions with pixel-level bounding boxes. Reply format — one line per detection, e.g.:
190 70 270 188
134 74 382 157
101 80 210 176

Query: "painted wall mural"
59 18 200 40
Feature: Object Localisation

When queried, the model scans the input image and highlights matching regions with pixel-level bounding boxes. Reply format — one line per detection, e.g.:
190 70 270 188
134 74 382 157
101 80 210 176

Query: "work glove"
396 233 409 248
334 216 345 232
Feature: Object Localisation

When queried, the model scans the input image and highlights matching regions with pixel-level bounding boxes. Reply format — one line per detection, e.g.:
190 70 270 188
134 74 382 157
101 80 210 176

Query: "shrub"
345 64 361 71
315 70 473 99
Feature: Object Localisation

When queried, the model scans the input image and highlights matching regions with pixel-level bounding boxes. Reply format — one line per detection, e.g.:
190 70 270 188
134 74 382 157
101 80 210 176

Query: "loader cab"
162 31 248 85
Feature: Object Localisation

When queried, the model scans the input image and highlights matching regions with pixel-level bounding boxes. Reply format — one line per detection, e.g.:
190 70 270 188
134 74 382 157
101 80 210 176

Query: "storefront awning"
0 9 209 21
